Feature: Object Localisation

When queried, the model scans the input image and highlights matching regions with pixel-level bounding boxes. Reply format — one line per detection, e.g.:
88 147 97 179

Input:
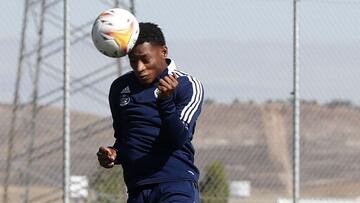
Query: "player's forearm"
157 96 189 148
111 139 122 165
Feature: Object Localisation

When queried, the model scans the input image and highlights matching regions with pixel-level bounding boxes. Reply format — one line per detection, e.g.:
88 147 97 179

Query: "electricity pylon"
3 0 135 202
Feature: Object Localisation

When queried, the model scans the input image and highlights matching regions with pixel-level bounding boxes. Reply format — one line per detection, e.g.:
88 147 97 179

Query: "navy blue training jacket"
109 59 204 191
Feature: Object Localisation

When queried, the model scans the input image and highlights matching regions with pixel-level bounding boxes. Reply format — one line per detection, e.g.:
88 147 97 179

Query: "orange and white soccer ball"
91 8 139 58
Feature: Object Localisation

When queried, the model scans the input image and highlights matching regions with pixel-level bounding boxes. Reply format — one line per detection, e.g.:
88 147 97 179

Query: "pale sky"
1 0 359 115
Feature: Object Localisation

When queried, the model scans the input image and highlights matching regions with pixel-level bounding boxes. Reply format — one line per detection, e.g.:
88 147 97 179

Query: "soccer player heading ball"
97 22 204 203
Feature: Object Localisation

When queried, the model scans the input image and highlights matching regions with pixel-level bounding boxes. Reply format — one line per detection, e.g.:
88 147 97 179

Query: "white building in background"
230 181 251 198
70 176 89 200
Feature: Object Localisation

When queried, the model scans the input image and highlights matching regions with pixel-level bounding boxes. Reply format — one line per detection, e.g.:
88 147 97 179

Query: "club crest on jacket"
119 94 130 106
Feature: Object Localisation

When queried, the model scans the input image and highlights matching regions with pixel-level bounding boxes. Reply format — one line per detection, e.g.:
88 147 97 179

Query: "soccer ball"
91 8 140 58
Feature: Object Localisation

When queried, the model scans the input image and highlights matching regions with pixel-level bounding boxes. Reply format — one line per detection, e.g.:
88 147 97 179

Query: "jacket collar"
166 58 176 74
155 58 177 82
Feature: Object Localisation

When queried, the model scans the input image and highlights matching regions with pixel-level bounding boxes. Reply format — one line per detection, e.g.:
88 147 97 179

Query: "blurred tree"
204 98 216 105
231 98 240 105
200 160 229 203
90 166 127 203
326 99 353 108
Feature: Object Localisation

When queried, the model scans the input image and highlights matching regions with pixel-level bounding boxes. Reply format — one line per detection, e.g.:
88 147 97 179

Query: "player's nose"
134 60 146 73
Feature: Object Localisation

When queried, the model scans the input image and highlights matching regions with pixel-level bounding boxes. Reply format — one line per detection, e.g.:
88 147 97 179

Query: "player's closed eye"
142 59 150 64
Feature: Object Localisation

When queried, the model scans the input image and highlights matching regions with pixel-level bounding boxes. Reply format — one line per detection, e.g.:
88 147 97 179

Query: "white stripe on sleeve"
176 70 202 124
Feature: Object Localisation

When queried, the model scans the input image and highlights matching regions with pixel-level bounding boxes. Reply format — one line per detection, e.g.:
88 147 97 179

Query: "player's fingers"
109 155 115 161
158 85 171 97
157 85 167 93
98 154 114 165
97 150 113 163
159 78 172 90
163 76 178 89
171 79 178 86
102 162 114 169
167 74 178 87
171 72 178 80
168 75 178 84
97 153 110 162
99 160 114 168
163 77 175 88
98 146 111 156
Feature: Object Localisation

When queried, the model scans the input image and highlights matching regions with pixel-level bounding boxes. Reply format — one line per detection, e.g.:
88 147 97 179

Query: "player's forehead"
130 42 158 55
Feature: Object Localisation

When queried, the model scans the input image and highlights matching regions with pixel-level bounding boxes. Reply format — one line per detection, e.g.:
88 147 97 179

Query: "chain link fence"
1 0 359 203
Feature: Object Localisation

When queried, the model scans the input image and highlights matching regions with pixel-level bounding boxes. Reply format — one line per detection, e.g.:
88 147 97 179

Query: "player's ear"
160 45 168 58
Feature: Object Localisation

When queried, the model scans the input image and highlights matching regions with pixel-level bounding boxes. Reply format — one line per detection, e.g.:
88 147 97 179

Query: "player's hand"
97 146 117 169
157 72 178 100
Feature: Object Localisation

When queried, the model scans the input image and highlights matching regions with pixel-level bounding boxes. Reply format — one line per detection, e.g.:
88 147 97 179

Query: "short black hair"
134 22 166 46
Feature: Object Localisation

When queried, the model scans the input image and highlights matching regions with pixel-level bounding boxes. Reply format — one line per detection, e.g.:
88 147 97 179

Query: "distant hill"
1 101 360 200
195 101 360 198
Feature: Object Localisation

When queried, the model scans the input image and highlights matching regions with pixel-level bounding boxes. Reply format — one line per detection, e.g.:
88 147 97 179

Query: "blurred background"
0 0 360 202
